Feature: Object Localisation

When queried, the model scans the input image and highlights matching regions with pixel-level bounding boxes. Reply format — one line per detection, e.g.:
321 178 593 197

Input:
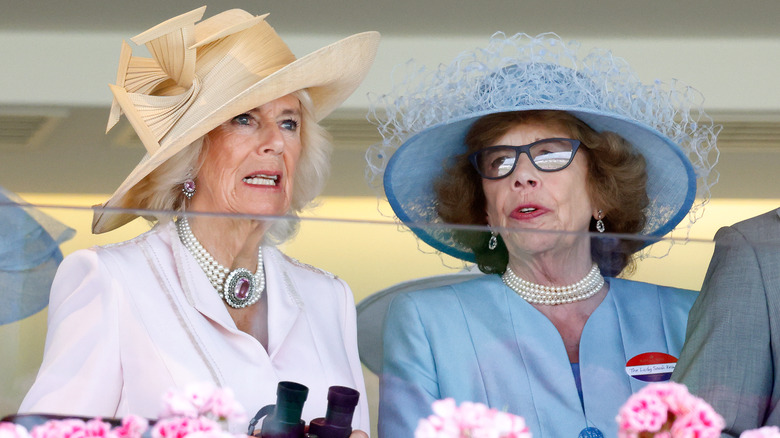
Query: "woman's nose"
257 125 285 155
509 154 539 188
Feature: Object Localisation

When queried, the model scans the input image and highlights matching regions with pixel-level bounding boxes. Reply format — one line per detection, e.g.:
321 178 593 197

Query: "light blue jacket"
379 275 697 438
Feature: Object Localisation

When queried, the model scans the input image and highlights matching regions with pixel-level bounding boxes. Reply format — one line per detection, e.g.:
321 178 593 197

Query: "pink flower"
183 383 219 415
669 399 725 438
415 398 531 438
151 416 221 438
741 426 780 438
3 382 250 438
161 389 201 419
30 419 90 438
430 398 458 420
204 388 246 422
159 382 246 424
456 401 490 430
84 418 115 437
31 418 116 438
113 415 149 438
616 382 725 438
652 382 699 417
493 411 531 437
160 382 221 419
671 400 726 438
0 422 32 438
616 391 668 434
181 432 239 438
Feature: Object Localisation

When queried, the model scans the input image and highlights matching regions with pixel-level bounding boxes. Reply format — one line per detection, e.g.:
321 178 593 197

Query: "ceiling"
2 0 780 38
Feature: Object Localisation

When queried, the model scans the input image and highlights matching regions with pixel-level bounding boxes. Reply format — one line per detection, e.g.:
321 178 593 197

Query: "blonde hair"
124 89 332 243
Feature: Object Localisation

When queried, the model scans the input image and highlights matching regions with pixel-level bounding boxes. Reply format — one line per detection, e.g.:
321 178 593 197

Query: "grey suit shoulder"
672 207 780 437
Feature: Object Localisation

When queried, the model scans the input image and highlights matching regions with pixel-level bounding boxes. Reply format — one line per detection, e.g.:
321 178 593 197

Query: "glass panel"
0 197 777 437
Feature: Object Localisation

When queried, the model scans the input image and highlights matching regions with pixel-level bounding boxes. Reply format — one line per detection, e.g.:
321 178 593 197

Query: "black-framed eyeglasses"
468 138 582 179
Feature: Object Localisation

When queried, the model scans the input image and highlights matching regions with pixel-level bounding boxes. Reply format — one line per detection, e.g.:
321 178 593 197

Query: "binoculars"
247 381 360 438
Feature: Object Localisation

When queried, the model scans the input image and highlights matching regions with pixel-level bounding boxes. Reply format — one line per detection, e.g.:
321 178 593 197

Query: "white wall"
3 31 780 112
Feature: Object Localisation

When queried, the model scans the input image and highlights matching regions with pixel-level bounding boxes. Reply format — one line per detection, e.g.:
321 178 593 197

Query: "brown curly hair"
434 110 649 277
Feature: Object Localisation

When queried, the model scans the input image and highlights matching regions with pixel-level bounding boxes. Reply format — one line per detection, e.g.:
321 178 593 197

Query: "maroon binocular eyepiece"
308 386 360 438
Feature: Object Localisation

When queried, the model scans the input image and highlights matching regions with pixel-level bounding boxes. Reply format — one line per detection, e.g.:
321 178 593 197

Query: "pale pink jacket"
20 222 369 434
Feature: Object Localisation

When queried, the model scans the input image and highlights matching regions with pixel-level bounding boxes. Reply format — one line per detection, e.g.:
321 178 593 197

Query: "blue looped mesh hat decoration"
366 32 719 263
0 187 75 324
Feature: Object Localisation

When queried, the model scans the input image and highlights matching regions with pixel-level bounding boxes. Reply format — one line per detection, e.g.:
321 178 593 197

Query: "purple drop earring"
182 179 196 199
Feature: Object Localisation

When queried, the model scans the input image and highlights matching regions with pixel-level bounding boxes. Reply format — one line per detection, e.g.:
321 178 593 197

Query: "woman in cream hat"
20 6 379 435
367 33 718 438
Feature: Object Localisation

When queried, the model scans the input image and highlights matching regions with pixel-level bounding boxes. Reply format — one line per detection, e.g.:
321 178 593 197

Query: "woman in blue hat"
367 33 719 438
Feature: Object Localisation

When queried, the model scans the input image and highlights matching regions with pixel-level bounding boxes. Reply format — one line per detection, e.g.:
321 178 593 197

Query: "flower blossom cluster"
415 398 532 438
0 382 247 438
616 381 725 438
0 422 31 438
159 382 246 423
0 416 148 438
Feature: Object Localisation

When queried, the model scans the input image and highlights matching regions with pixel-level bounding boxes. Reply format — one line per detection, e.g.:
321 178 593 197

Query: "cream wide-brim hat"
92 6 380 233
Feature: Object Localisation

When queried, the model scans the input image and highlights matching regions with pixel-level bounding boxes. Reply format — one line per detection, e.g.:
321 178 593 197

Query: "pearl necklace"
502 263 604 306
176 217 265 309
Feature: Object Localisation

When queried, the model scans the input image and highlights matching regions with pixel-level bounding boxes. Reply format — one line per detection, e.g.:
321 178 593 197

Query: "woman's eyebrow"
279 108 301 117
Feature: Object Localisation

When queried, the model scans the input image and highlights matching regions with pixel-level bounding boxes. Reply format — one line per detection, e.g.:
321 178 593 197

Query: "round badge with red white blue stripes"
625 352 678 382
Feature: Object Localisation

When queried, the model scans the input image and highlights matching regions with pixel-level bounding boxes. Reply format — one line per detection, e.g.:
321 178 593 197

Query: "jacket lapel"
262 247 303 359
169 222 305 348
453 277 584 436
582 277 692 436
503 280 587 436
579 285 634 436
168 222 237 328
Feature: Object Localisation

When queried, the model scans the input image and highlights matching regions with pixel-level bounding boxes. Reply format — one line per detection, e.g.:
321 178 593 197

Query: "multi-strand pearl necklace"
502 263 604 306
176 217 265 309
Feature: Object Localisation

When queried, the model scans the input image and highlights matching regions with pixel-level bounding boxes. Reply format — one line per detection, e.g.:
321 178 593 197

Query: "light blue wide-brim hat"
366 33 719 263
0 187 75 324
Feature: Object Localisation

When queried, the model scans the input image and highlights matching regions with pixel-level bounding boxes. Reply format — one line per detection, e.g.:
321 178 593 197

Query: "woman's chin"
503 231 587 258
191 208 287 221
233 209 287 219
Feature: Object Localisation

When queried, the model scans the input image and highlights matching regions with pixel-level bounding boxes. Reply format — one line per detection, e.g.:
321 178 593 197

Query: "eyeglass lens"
474 139 576 178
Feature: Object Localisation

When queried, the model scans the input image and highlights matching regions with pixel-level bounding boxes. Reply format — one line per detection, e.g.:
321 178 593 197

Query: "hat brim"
384 106 697 263
356 270 484 373
93 31 380 234
0 188 75 324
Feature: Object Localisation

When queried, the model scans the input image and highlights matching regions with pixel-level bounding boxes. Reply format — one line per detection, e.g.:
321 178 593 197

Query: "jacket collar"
167 222 303 357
